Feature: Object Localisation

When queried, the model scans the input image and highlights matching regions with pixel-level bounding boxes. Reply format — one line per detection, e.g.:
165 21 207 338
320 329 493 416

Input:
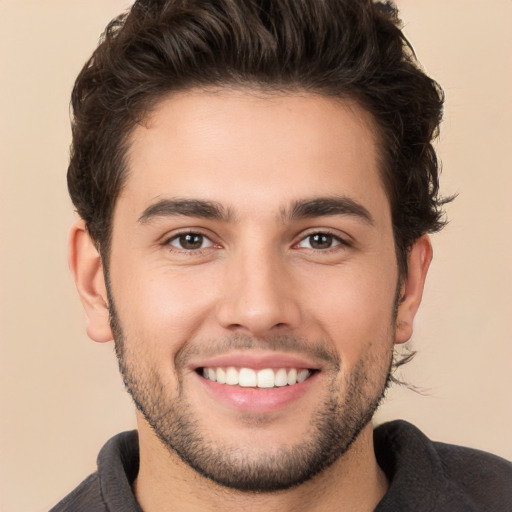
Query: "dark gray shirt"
50 420 512 511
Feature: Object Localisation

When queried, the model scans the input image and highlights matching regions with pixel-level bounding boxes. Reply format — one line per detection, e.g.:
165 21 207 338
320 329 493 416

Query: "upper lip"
190 352 323 372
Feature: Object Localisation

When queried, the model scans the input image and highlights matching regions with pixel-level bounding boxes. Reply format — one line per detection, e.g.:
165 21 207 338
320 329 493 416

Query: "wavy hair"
68 0 449 278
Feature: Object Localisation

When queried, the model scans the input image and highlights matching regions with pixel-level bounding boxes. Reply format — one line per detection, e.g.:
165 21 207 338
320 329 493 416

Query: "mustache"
175 333 341 369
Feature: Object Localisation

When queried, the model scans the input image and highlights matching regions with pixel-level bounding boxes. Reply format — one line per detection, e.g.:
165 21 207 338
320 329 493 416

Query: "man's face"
105 90 402 490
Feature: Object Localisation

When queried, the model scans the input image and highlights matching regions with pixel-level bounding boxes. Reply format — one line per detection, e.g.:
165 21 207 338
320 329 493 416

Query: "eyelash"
294 230 351 252
163 230 351 253
164 231 217 253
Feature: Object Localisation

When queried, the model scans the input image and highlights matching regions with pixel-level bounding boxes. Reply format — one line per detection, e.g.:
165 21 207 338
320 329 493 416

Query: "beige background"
1 1 511 511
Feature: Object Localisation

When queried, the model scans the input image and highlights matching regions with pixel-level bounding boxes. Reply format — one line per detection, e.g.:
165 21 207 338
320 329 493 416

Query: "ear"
395 235 433 344
68 219 113 343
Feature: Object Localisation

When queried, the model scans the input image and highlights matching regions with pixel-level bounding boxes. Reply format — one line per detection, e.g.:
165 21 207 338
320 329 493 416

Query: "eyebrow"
138 198 233 224
137 196 374 226
284 196 374 225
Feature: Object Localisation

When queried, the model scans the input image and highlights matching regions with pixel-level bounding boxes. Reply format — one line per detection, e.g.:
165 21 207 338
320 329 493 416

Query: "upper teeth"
202 367 311 388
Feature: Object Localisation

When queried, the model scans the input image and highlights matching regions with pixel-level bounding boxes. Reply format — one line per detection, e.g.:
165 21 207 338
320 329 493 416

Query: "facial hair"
107 283 394 492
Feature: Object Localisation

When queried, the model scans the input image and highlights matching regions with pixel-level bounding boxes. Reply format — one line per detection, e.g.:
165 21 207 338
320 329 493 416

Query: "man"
52 0 512 510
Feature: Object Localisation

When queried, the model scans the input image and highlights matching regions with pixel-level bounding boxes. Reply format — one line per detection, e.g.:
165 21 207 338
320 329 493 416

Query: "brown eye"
297 233 342 250
169 233 211 250
310 233 333 249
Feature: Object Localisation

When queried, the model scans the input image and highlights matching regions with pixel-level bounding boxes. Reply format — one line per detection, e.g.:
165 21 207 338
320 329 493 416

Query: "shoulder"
374 420 512 511
434 440 512 503
49 430 141 512
48 473 105 512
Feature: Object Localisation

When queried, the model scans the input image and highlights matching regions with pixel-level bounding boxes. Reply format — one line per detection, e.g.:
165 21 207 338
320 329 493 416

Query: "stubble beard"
107 289 394 492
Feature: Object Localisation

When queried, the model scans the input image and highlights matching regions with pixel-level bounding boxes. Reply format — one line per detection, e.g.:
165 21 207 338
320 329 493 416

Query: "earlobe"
395 235 433 344
68 219 113 343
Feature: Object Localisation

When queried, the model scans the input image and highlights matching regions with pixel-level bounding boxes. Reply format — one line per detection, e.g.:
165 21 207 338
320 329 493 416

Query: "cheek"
112 263 221 351
301 263 397 360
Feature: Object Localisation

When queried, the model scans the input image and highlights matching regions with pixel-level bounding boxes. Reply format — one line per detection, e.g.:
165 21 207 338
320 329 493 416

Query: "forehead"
119 89 389 224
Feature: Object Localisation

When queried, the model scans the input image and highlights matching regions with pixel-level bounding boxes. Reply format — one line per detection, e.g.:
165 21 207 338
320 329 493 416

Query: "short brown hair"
68 0 448 276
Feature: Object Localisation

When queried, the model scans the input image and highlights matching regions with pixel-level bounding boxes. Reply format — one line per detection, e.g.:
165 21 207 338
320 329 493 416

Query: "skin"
69 89 432 512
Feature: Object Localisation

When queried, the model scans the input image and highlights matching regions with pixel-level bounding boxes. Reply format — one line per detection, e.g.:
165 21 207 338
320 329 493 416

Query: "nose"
215 248 301 337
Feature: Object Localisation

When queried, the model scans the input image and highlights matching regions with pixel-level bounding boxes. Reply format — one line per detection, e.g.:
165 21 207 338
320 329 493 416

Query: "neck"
133 418 388 512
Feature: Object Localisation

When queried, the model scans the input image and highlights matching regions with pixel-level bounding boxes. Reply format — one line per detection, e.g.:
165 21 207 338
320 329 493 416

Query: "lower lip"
196 371 319 413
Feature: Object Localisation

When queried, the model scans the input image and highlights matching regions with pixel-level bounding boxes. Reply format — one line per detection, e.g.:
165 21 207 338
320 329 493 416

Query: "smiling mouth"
198 367 317 389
